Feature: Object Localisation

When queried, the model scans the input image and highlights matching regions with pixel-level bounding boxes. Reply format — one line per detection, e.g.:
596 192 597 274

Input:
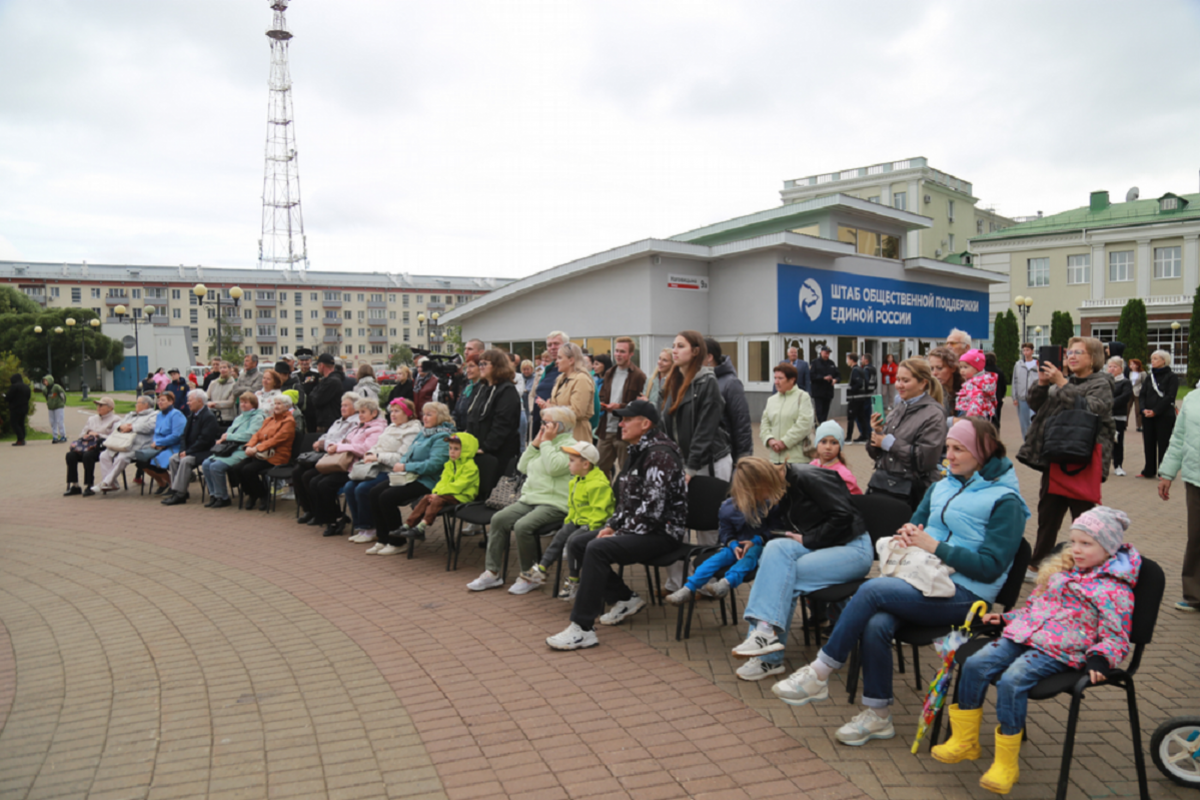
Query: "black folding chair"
268 431 319 512
660 475 729 639
438 453 502 569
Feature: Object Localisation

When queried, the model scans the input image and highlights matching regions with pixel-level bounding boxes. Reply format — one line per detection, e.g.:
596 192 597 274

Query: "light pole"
65 317 102 399
1013 296 1033 344
1172 321 1182 363
114 305 154 396
34 324 60 379
418 311 441 352
193 284 244 361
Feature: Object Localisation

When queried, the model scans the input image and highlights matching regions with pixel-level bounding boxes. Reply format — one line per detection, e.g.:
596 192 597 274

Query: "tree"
204 315 245 362
1188 286 1200 389
388 344 414 369
993 309 1020 383
0 286 41 315
1116 299 1149 366
0 307 124 383
1050 310 1074 347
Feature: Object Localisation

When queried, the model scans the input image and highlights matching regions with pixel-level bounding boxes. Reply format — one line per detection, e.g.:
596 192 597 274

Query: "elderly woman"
1160 388 1200 612
927 347 964 422
767 418 1027 746
161 389 221 505
201 392 265 508
137 392 187 494
256 369 284 415
97 395 158 493
344 398 423 543
310 397 386 536
206 361 238 425
227 393 296 511
1107 356 1133 477
1139 349 1180 479
1017 336 1115 573
469 406 575 593
63 396 121 496
865 358 947 509
368 401 455 553
295 393 360 525
467 349 522 467
539 343 594 443
760 363 816 465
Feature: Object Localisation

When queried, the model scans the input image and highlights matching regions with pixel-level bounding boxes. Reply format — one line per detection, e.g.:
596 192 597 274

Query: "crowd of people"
28 322 1197 794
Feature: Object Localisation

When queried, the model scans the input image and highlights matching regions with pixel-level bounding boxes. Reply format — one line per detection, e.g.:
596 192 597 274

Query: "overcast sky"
2 0 1198 280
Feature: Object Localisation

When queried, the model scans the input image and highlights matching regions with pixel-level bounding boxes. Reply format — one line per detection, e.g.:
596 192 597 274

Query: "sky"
1 0 1199 281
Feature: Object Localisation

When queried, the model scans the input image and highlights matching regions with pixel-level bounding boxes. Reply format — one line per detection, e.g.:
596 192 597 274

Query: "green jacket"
565 465 615 530
41 379 66 410
517 431 574 512
760 385 815 464
432 432 480 503
1161 390 1200 488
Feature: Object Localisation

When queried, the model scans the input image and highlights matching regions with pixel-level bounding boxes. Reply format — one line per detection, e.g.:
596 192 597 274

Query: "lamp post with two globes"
65 317 102 400
417 311 441 352
193 284 244 361
1013 296 1033 345
33 324 63 380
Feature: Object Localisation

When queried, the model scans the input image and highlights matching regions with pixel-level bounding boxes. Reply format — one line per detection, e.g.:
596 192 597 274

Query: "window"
1109 250 1133 282
257 324 276 336
244 328 252 337
92 308 101 317
371 345 384 355
389 328 396 336
260 346 274 357
256 290 275 301
107 288 127 298
306 310 315 318
746 340 771 383
389 311 396 319
866 196 880 204
837 226 900 259
310 292 317 301
91 287 101 299
370 293 383 302
323 291 339 301
344 328 351 338
50 287 60 298
343 310 352 320
244 346 254 356
345 345 353 355
357 310 365 320
402 294 410 307
403 328 411 342
1027 257 1049 287
429 295 440 303
278 292 287 302
947 234 955 251
189 309 198 324
280 327 288 337
358 328 366 337
172 289 181 300
416 294 423 303
244 309 253 319
893 192 906 211
1154 246 1181 279
389 294 396 303
295 293 303 306
358 345 366 354
947 200 955 222
131 288 141 299
976 219 984 234
403 311 410 323
190 327 199 340
189 292 197 306
257 309 274 318
342 293 351 301
207 327 215 338
173 308 182 319
457 295 470 304
310 328 318 337
1066 254 1091 285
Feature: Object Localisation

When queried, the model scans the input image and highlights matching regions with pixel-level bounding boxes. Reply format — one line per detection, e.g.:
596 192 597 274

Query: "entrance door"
114 355 147 391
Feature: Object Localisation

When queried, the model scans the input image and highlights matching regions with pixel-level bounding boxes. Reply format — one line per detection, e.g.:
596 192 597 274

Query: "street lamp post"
1013 296 1033 345
114 305 154 396
64 317 103 399
193 284 244 361
418 311 441 352
33 324 59 379
1172 322 1182 363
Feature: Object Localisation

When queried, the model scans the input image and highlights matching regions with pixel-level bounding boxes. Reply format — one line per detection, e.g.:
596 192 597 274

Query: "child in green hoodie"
519 440 614 600
398 433 480 539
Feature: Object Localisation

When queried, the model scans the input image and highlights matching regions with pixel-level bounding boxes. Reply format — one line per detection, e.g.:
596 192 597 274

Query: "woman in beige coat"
539 342 594 442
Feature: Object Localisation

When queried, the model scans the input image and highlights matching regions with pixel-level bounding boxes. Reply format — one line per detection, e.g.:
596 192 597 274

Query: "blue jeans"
818 577 980 708
686 538 762 592
743 533 874 667
1017 400 1033 439
202 457 238 500
958 638 1068 735
342 473 389 528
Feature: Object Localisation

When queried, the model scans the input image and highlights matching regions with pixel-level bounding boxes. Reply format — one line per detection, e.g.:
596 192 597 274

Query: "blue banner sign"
777 264 989 339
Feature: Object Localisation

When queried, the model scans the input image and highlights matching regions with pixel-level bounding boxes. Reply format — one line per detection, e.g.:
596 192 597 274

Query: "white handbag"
876 536 957 598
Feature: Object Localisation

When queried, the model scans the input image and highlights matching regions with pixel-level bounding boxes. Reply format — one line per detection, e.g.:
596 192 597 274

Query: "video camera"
413 348 462 379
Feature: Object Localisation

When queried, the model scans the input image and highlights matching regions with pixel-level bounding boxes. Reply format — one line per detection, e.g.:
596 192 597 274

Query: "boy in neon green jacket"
399 433 479 538
524 441 615 600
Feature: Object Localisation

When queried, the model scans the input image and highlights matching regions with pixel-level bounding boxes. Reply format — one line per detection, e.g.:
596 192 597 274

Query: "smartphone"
1038 345 1064 371
871 394 886 425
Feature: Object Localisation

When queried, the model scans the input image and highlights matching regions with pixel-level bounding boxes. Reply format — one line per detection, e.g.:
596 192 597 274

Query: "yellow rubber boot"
931 704 983 763
979 727 1022 794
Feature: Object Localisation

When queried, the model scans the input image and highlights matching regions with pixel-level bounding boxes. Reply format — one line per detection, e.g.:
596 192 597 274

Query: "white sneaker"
357 529 376 542
467 570 503 591
664 587 693 606
508 577 539 595
736 658 786 682
348 532 368 543
546 622 599 651
835 709 895 746
1024 568 1038 584
771 665 829 706
732 629 784 658
365 543 384 554
1114 467 1127 477
279 489 296 501
558 581 578 601
376 544 400 556
599 594 645 625
709 578 731 598
521 567 546 586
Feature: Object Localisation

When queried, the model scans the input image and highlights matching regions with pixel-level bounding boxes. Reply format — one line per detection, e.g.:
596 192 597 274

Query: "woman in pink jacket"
310 397 387 537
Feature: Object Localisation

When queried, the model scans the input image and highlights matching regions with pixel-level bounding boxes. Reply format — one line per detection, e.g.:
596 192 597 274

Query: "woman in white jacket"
761 363 816 464
344 398 423 543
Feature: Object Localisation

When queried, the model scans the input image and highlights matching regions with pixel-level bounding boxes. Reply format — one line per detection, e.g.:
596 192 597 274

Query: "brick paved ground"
1 400 1196 800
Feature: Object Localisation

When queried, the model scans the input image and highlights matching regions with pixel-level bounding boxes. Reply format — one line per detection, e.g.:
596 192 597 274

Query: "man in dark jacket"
787 346 812 395
845 353 870 443
309 353 345 432
547 400 688 650
6 374 31 446
810 346 839 424
597 336 646 476
705 338 753 463
232 354 261 399
167 370 189 412
162 389 220 504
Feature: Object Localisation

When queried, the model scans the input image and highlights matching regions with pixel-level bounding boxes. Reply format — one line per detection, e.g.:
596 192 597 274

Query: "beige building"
780 157 1015 263
971 189 1198 373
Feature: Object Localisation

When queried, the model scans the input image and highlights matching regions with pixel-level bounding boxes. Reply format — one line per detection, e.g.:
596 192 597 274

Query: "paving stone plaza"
1 401 1196 800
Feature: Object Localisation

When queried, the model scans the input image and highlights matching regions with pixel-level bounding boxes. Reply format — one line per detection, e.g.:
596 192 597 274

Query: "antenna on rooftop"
1126 187 1140 202
258 0 310 271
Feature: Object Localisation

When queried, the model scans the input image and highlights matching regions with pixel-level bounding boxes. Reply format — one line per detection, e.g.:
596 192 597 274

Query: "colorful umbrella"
911 600 990 753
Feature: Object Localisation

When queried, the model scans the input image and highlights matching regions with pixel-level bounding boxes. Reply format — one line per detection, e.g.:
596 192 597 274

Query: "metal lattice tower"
258 0 309 271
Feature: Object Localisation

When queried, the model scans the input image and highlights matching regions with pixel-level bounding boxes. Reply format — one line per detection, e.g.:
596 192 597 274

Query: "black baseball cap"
316 353 335 366
611 399 660 426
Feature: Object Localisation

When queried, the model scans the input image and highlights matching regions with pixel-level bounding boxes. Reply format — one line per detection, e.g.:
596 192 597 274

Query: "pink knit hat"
960 349 986 373
947 419 996 465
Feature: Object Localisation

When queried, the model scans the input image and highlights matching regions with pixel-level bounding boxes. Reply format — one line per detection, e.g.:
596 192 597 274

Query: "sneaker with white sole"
709 578 731 598
348 532 369 543
834 709 895 746
736 658 786 682
522 566 546 586
771 665 829 706
558 581 578 601
732 629 784 658
467 570 503 591
664 587 693 606
365 543 385 554
1114 467 1126 477
599 594 645 625
508 577 539 595
1024 568 1038 584
357 529 376 542
376 544 400 555
546 622 598 651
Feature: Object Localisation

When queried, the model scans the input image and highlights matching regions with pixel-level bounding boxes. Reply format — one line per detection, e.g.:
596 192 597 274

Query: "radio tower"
258 0 309 271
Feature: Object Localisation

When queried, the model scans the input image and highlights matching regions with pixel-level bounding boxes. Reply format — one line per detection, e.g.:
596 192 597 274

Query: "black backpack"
1041 396 1099 465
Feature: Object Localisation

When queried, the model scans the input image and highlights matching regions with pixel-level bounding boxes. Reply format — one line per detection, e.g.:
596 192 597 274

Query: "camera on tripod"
413 348 462 379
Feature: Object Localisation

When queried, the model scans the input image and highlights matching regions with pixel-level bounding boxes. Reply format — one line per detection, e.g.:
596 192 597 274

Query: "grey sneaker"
709 578 731 598
599 594 645 625
835 709 895 746
736 657 786 682
664 587 693 606
771 665 829 707
558 581 578 601
732 629 784 658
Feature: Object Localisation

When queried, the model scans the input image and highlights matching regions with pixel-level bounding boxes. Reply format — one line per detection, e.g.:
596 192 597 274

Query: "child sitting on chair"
932 506 1140 795
395 433 479 541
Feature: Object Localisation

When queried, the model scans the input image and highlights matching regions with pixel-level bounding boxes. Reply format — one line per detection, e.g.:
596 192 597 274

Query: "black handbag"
295 450 323 467
210 441 240 459
1041 396 1100 465
867 470 913 502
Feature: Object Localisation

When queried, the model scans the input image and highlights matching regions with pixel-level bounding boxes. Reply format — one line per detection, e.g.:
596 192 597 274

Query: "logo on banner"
799 278 823 321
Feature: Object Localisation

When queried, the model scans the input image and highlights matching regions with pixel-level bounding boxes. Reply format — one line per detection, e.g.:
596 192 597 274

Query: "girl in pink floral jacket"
930 506 1139 794
955 349 997 419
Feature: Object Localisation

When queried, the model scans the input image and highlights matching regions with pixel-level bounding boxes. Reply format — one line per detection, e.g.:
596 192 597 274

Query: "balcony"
322 318 343 327
369 334 388 345
425 302 446 313
153 316 170 326
322 299 343 309
323 333 342 345
367 299 387 309
1081 294 1191 309
105 295 130 306
254 296 276 308
367 315 387 326
257 335 278 344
